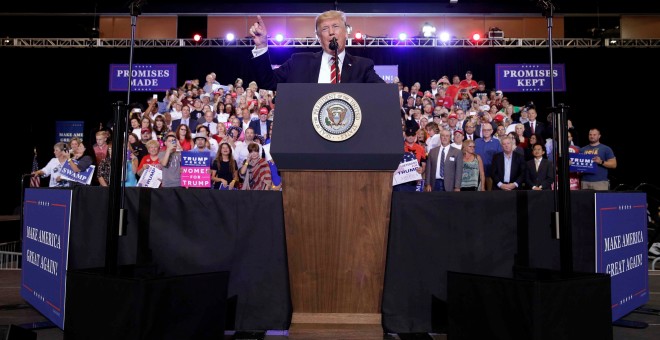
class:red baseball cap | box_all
[259,107,269,115]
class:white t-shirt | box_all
[39,158,69,187]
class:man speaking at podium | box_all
[249,10,385,90]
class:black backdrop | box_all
[4,46,659,213]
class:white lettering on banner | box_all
[604,231,644,252]
[517,79,546,87]
[392,159,422,186]
[116,69,170,78]
[25,226,61,249]
[605,253,644,277]
[502,69,558,78]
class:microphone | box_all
[329,37,338,51]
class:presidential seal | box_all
[311,92,362,142]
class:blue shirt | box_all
[475,137,503,177]
[580,143,615,182]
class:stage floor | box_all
[1,268,660,339]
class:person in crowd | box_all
[67,137,97,186]
[459,70,478,94]
[125,142,138,187]
[31,142,70,187]
[174,124,192,151]
[212,122,229,144]
[136,140,162,177]
[424,122,441,153]
[239,143,272,190]
[249,107,272,138]
[190,131,214,157]
[523,108,544,139]
[580,128,617,190]
[451,129,464,150]
[506,131,525,157]
[416,128,428,150]
[130,117,142,137]
[97,146,112,187]
[460,140,485,191]
[195,125,218,155]
[474,122,502,191]
[171,105,199,132]
[152,115,170,143]
[425,130,463,192]
[524,133,541,161]
[249,10,384,89]
[394,125,426,192]
[128,132,147,164]
[525,143,554,190]
[92,130,110,164]
[491,135,526,191]
[211,142,239,190]
[463,121,479,141]
[513,123,529,150]
[159,132,183,188]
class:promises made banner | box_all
[495,64,566,93]
[109,64,177,92]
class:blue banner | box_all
[495,64,566,92]
[595,193,648,321]
[59,161,95,185]
[109,64,177,92]
[21,188,72,330]
[569,153,596,173]
[55,121,84,144]
[374,65,399,83]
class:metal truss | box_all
[2,37,659,48]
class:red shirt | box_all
[404,143,427,164]
[138,156,161,172]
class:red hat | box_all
[230,92,238,98]
[141,128,151,134]
[454,129,464,135]
[448,113,458,119]
[259,107,269,115]
[493,115,504,123]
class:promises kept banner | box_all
[495,64,566,92]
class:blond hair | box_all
[315,10,347,35]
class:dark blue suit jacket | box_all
[491,151,526,190]
[248,119,272,138]
[253,50,385,90]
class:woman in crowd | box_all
[136,140,162,177]
[240,143,272,190]
[31,142,70,187]
[152,115,170,144]
[211,142,239,190]
[175,124,193,151]
[130,117,142,137]
[460,140,485,191]
[68,137,97,186]
[140,116,157,140]
[213,123,228,144]
[513,123,529,150]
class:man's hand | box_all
[250,16,268,49]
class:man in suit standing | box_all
[249,10,384,90]
[523,108,544,139]
[491,135,526,190]
[425,130,463,192]
[525,143,554,190]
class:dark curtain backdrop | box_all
[3,46,658,213]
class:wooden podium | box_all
[273,83,401,324]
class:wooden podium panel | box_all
[281,171,392,317]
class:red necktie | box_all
[330,57,340,84]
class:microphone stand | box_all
[330,37,339,83]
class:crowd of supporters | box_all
[32,70,616,193]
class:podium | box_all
[272,83,401,323]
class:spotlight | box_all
[226,33,235,41]
[398,33,407,41]
[354,32,363,40]
[439,32,451,42]
[193,33,203,42]
[422,23,436,38]
[471,33,481,41]
[275,34,284,42]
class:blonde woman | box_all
[460,140,485,191]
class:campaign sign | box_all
[55,121,84,144]
[59,161,95,185]
[109,64,177,92]
[374,65,399,84]
[137,166,163,188]
[21,188,72,329]
[569,153,596,173]
[595,193,648,321]
[495,64,566,92]
[180,151,211,188]
[392,152,422,186]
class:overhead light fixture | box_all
[450,0,458,3]
[422,23,436,38]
